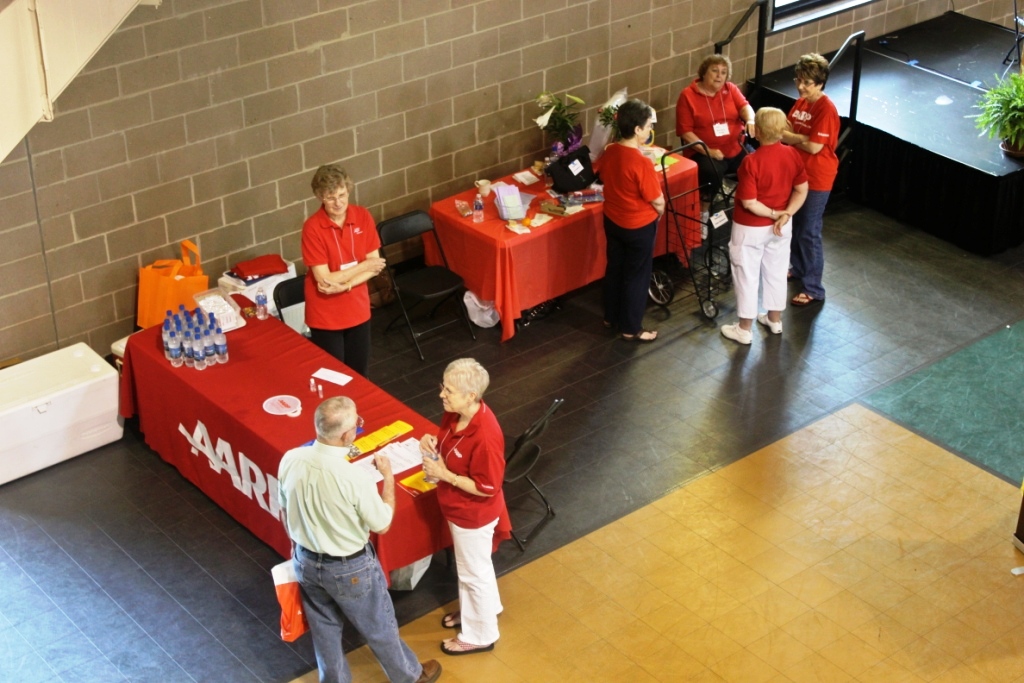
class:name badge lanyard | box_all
[331,220,358,270]
[707,90,730,138]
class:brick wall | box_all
[0,0,1009,362]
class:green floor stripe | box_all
[864,324,1024,486]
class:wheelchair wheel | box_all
[649,269,674,305]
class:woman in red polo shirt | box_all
[676,54,756,207]
[420,358,511,656]
[301,164,386,377]
[593,99,666,343]
[720,107,808,346]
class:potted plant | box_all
[974,70,1024,158]
[533,91,585,156]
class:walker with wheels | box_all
[649,141,734,319]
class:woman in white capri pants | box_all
[721,107,809,345]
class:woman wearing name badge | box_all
[301,164,387,377]
[676,54,756,207]
[420,359,511,656]
[593,99,666,343]
[782,53,840,307]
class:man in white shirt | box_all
[278,396,441,683]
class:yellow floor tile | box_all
[780,609,849,651]
[817,632,886,677]
[747,628,815,671]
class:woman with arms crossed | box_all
[301,164,386,377]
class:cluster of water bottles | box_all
[162,304,229,369]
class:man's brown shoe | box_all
[416,659,442,683]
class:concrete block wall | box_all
[0,0,1010,362]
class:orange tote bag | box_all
[136,240,209,329]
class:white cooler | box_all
[0,343,123,486]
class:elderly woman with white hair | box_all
[421,358,511,656]
[721,107,808,345]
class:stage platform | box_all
[751,12,1024,255]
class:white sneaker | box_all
[720,323,752,345]
[757,314,782,334]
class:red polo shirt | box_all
[434,402,511,544]
[301,204,381,330]
[593,143,662,229]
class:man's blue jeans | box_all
[294,544,420,683]
[790,189,830,300]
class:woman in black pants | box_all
[301,164,386,376]
[593,99,666,342]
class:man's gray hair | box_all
[315,396,357,442]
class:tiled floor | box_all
[4,196,1024,682]
[333,406,1024,683]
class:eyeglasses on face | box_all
[793,78,819,87]
[321,189,348,204]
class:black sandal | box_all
[621,329,658,343]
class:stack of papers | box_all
[351,437,423,483]
[513,170,541,185]
[352,420,414,456]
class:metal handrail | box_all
[828,30,866,125]
[714,0,769,90]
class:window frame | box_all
[771,0,881,32]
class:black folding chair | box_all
[504,398,565,551]
[377,210,476,360]
[273,275,307,336]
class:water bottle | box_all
[183,331,194,368]
[168,331,183,368]
[192,335,207,371]
[213,327,229,364]
[202,330,216,364]
[161,319,172,360]
[423,452,440,484]
[255,287,269,320]
[472,194,484,223]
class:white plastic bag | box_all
[389,555,432,590]
[463,291,500,328]
[589,88,629,162]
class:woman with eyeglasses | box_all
[301,164,387,376]
[782,53,840,307]
[675,54,756,207]
[593,98,666,343]
[420,358,511,656]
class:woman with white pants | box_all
[421,359,511,655]
[721,107,809,345]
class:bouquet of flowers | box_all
[588,88,629,161]
[533,91,585,155]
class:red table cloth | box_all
[428,155,699,341]
[119,313,450,576]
